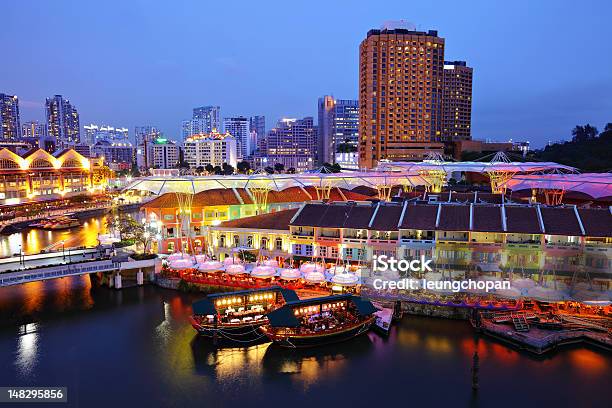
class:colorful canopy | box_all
[250,265,277,278]
[501,173,612,199]
[331,272,360,286]
[279,268,301,280]
[225,264,247,275]
[122,171,431,195]
[299,262,325,274]
[303,271,326,283]
[197,260,223,272]
[377,160,576,174]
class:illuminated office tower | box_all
[192,106,221,132]
[318,96,358,165]
[260,117,317,172]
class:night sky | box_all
[2,0,611,147]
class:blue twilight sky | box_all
[1,0,611,148]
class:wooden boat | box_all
[31,215,81,230]
[189,286,299,343]
[260,294,377,348]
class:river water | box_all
[0,276,609,408]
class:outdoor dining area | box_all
[161,252,364,294]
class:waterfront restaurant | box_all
[0,147,109,205]
[142,186,370,253]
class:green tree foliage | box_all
[237,161,251,174]
[274,163,285,173]
[531,123,612,172]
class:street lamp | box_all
[62,240,66,261]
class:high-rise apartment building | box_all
[249,115,265,154]
[223,116,251,159]
[83,124,129,144]
[318,96,359,165]
[192,106,220,132]
[45,95,80,148]
[21,121,47,139]
[183,130,237,169]
[442,61,473,147]
[0,93,21,141]
[258,117,317,172]
[359,22,445,168]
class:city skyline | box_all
[1,1,611,148]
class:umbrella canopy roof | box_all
[197,260,223,272]
[331,272,360,286]
[225,264,247,275]
[327,265,349,275]
[279,268,301,280]
[303,271,326,283]
[501,173,612,199]
[262,259,279,267]
[122,171,431,195]
[168,258,196,270]
[299,262,325,274]
[377,160,576,174]
[250,265,277,278]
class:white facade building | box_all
[183,131,237,169]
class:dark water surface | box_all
[0,276,609,408]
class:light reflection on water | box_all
[0,213,111,257]
[0,276,610,407]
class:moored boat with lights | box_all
[260,294,377,348]
[189,286,300,343]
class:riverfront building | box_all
[202,200,612,280]
[0,147,109,205]
[142,187,369,253]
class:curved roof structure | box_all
[123,171,431,195]
[502,173,612,199]
[376,160,576,174]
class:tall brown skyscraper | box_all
[359,23,446,169]
[442,60,473,149]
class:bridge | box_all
[0,257,160,288]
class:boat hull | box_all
[189,316,266,343]
[264,316,375,348]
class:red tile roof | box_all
[218,208,298,230]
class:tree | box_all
[222,163,234,175]
[130,162,141,177]
[213,165,222,175]
[237,160,251,174]
[287,167,296,174]
[571,124,598,142]
[604,123,612,132]
[196,166,204,175]
[205,164,214,174]
[264,166,274,174]
[274,163,285,173]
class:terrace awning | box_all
[500,173,612,199]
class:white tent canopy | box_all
[501,173,612,199]
[376,160,576,174]
[122,171,431,196]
